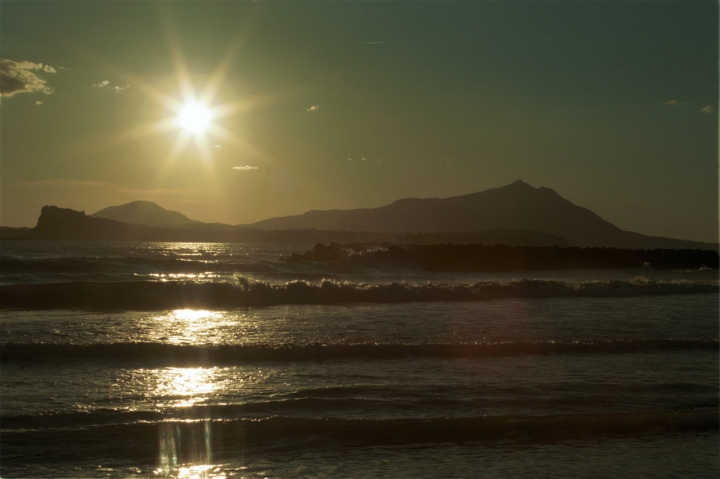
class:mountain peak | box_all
[246,181,617,247]
[508,179,531,187]
[92,201,200,226]
[499,180,544,191]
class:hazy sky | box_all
[1,1,717,242]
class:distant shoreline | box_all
[2,205,717,251]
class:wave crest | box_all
[1,277,717,310]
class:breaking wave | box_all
[1,277,717,310]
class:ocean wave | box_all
[285,243,719,271]
[4,391,717,432]
[1,277,717,310]
[0,256,274,275]
[2,410,717,453]
[2,339,716,363]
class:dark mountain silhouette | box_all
[249,180,716,250]
[26,206,150,241]
[19,206,568,246]
[6,206,718,272]
[7,181,716,250]
[92,201,200,226]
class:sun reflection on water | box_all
[154,367,220,407]
[173,309,217,322]
[152,309,237,345]
[157,421,226,478]
[150,309,241,477]
[154,368,226,477]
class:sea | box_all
[1,241,718,478]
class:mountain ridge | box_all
[19,206,570,246]
[16,181,716,250]
[247,180,714,250]
[92,200,200,226]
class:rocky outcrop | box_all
[26,206,149,240]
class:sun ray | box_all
[68,11,276,193]
[198,32,247,106]
[195,132,213,163]
[207,123,260,156]
[160,13,196,104]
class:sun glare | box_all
[173,309,216,321]
[95,32,264,168]
[177,101,212,134]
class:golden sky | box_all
[1,1,717,242]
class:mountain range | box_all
[247,180,714,250]
[3,181,716,250]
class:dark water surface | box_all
[1,241,718,478]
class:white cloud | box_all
[213,144,223,149]
[701,105,714,114]
[232,165,258,171]
[94,80,128,93]
[43,65,57,73]
[0,59,56,97]
[35,101,43,105]
[306,104,320,111]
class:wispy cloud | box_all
[94,79,128,93]
[0,59,57,97]
[232,165,258,171]
[700,105,714,114]
[662,100,685,107]
[35,101,43,105]
[306,104,320,112]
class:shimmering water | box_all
[1,241,718,478]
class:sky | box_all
[1,1,717,243]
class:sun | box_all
[176,101,213,135]
[96,34,265,165]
